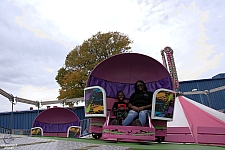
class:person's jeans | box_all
[116,111,128,125]
[122,110,150,126]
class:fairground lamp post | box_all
[192,89,204,105]
[204,90,212,108]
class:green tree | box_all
[55,31,133,103]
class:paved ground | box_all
[0,134,131,150]
[42,136,225,150]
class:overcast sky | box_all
[0,0,224,112]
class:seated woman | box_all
[122,80,153,126]
[111,91,128,125]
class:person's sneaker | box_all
[111,119,118,125]
[134,119,142,126]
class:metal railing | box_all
[11,129,31,136]
[0,127,11,134]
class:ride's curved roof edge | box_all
[89,53,171,84]
[33,107,79,124]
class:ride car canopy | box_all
[87,53,173,99]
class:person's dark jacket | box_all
[129,91,153,108]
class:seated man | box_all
[111,91,128,125]
[122,80,153,126]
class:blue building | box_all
[179,73,225,110]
